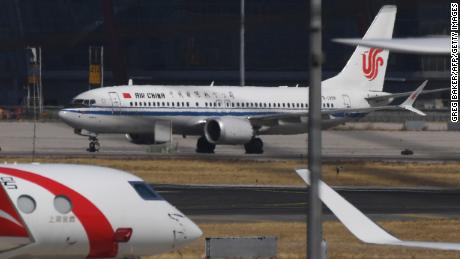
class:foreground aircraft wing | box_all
[333,37,449,55]
[295,169,460,251]
[250,81,427,124]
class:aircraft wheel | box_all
[196,136,215,153]
[244,137,264,154]
[87,141,100,153]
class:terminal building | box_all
[0,0,450,106]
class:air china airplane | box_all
[59,5,427,154]
[0,164,202,258]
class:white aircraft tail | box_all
[326,5,397,92]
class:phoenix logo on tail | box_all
[362,48,384,81]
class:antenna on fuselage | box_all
[210,81,214,87]
[128,79,133,86]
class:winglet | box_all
[294,168,460,251]
[399,80,427,116]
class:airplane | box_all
[59,5,431,154]
[295,169,460,251]
[0,163,202,258]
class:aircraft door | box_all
[108,92,121,114]
[342,94,351,108]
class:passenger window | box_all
[130,102,133,106]
[129,182,162,200]
[162,102,165,106]
[187,102,190,107]
[196,102,199,107]
[54,196,72,214]
[287,103,290,108]
[17,195,36,214]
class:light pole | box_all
[307,0,323,258]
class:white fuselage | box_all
[59,84,382,136]
[0,164,201,258]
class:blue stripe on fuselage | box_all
[62,108,367,118]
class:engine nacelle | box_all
[125,133,167,145]
[204,117,254,144]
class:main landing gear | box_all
[196,136,215,153]
[244,137,264,154]
[87,136,100,153]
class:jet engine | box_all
[125,133,167,145]
[204,117,254,144]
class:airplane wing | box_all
[250,81,427,125]
[333,37,449,55]
[295,169,460,251]
[366,86,448,104]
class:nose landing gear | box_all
[87,136,100,153]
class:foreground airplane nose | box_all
[186,220,202,241]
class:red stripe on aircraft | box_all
[0,167,117,258]
[122,93,131,99]
[0,218,28,237]
[0,186,29,237]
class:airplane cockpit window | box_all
[68,99,96,108]
[129,181,163,200]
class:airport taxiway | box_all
[0,122,458,161]
[155,184,460,217]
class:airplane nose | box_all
[59,110,75,126]
[58,110,69,121]
[186,220,202,241]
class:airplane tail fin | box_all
[326,5,397,92]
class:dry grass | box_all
[2,157,460,187]
[144,219,460,259]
